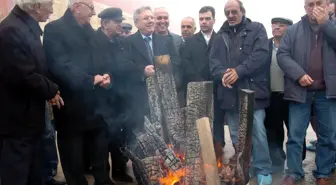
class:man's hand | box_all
[222,68,238,88]
[49,91,64,109]
[99,74,111,89]
[144,65,155,77]
[313,7,329,25]
[222,69,232,88]
[299,74,314,87]
[94,75,104,85]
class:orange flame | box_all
[159,168,185,185]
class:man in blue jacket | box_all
[277,0,336,184]
[209,0,272,184]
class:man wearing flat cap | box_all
[120,22,132,37]
[92,7,134,183]
[264,17,294,174]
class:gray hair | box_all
[182,16,196,28]
[133,6,151,24]
[16,0,52,11]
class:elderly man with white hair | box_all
[43,0,115,185]
[0,0,64,185]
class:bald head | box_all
[154,7,170,35]
[224,0,245,26]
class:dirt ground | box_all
[54,125,336,185]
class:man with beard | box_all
[0,0,63,185]
[43,0,114,184]
[277,0,336,184]
[180,16,196,41]
[209,0,272,184]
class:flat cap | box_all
[121,23,132,30]
[98,7,124,21]
[271,17,293,25]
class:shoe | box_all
[112,172,134,182]
[281,176,295,185]
[45,178,67,185]
[257,174,272,185]
[316,178,329,185]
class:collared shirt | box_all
[141,33,153,51]
[201,30,213,45]
[272,40,278,52]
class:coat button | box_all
[250,79,253,81]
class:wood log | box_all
[196,117,220,185]
[147,55,185,145]
[236,89,255,185]
[184,81,213,185]
[220,89,255,185]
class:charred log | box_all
[219,89,255,185]
[184,81,213,185]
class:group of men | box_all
[0,0,336,185]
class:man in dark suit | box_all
[0,1,63,185]
[43,0,114,184]
[180,6,222,159]
[123,6,181,131]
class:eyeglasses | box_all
[225,10,239,16]
[78,2,95,12]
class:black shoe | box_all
[112,172,134,182]
[45,178,67,185]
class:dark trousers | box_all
[57,127,111,185]
[108,128,129,175]
[0,135,43,185]
[264,92,306,171]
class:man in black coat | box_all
[0,1,63,185]
[94,7,133,182]
[122,6,181,132]
[43,0,114,184]
[209,0,272,184]
[180,6,222,159]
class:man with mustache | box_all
[180,16,196,41]
[209,0,272,184]
[277,0,336,184]
[43,0,114,184]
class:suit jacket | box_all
[181,31,216,83]
[0,5,58,136]
[122,31,181,117]
[43,9,106,132]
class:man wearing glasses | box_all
[43,0,114,184]
[120,22,132,37]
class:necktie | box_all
[144,36,154,63]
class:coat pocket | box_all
[249,78,270,99]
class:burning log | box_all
[184,81,214,185]
[219,89,255,185]
[146,55,185,145]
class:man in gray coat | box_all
[277,0,336,184]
